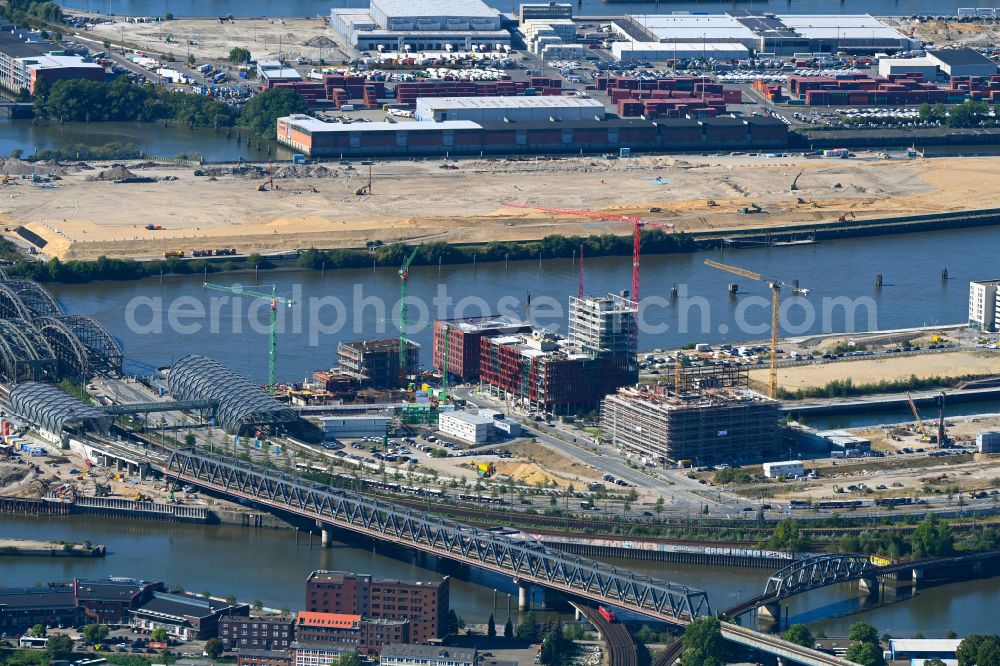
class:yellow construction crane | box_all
[906,392,931,442]
[703,259,787,398]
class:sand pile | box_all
[87,165,138,181]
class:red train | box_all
[598,606,617,623]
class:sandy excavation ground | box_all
[83,16,348,64]
[4,153,1000,261]
[750,350,1000,390]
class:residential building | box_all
[0,586,79,633]
[380,645,479,666]
[305,571,449,644]
[130,592,249,640]
[762,460,805,479]
[433,315,532,382]
[479,330,637,415]
[437,410,494,444]
[219,614,295,650]
[0,30,103,95]
[295,612,409,654]
[337,338,420,389]
[238,650,293,666]
[927,48,999,77]
[600,385,781,465]
[73,578,163,625]
[331,0,511,52]
[292,642,358,666]
[968,280,1000,331]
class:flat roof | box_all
[442,410,495,425]
[890,639,961,653]
[443,314,531,333]
[612,41,750,53]
[263,67,302,80]
[628,14,757,41]
[381,645,478,662]
[775,14,904,40]
[928,47,996,67]
[23,54,103,70]
[297,611,360,628]
[281,114,481,133]
[417,95,605,110]
[373,0,499,20]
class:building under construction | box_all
[600,385,781,465]
[567,292,637,357]
[337,338,420,389]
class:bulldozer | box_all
[838,211,857,222]
[706,199,719,207]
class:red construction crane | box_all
[502,202,674,301]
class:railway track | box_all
[576,604,638,666]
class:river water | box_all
[55,0,1000,19]
[2,515,998,637]
[45,225,989,387]
[0,119,293,163]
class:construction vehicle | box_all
[475,462,496,478]
[838,211,857,222]
[163,250,184,258]
[906,392,932,442]
[500,202,673,301]
[145,223,163,230]
[355,163,373,195]
[790,170,803,191]
[741,203,763,214]
[937,391,950,447]
[204,283,296,395]
[706,199,718,207]
[704,259,807,398]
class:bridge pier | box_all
[757,602,781,624]
[517,582,531,611]
[859,576,880,600]
[321,528,332,548]
[540,588,567,611]
[912,567,924,585]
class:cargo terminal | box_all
[275,113,788,158]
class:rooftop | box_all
[928,47,997,67]
[416,96,605,110]
[441,314,531,334]
[889,638,962,654]
[297,611,360,628]
[134,591,239,621]
[339,338,420,353]
[281,114,482,133]
[74,578,157,601]
[0,586,76,609]
[380,644,479,662]
[442,410,496,425]
[372,0,499,20]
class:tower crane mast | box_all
[398,245,421,385]
[203,282,296,395]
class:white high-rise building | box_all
[969,280,1000,331]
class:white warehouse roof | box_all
[611,41,750,60]
[374,0,499,19]
[628,14,757,42]
[776,14,904,40]
[417,96,604,110]
[441,410,495,425]
[280,114,482,133]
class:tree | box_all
[488,614,497,638]
[229,47,251,64]
[516,611,542,643]
[187,54,196,66]
[926,659,947,666]
[540,622,574,666]
[30,624,46,637]
[338,654,362,666]
[205,637,224,659]
[849,622,880,645]
[844,642,885,666]
[783,624,814,648]
[445,609,462,636]
[225,594,238,605]
[680,617,727,666]
[164,11,174,19]
[252,599,264,611]
[151,627,169,642]
[769,519,802,552]
[83,624,110,644]
[911,516,954,558]
[47,634,74,661]
[504,618,514,639]
[958,635,1000,666]
[102,38,111,51]
[654,496,665,518]
[239,88,308,139]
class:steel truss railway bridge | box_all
[162,448,861,665]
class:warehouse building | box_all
[319,415,390,439]
[600,385,781,465]
[611,41,750,62]
[519,3,573,24]
[331,0,510,53]
[926,48,999,78]
[276,114,788,158]
[415,95,605,123]
[877,56,941,80]
[613,12,914,56]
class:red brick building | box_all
[295,612,408,655]
[432,315,532,382]
[304,571,448,644]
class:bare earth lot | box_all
[3,154,1000,261]
[750,350,1000,390]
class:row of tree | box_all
[33,79,308,140]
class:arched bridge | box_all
[764,554,875,598]
[164,448,711,625]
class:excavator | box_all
[838,211,857,222]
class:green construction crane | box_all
[398,245,420,385]
[204,282,296,395]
